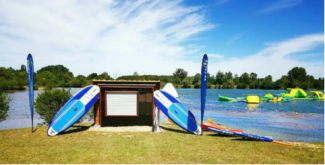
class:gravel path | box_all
[88,125,152,132]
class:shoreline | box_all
[1,122,324,144]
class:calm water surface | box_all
[1,88,324,142]
[175,89,324,142]
[0,88,84,130]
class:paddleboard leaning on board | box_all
[154,90,202,135]
[47,85,100,136]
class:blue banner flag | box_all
[27,54,34,133]
[200,54,208,135]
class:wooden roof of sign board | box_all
[93,80,160,86]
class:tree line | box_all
[0,64,323,91]
[119,67,324,90]
[0,64,113,90]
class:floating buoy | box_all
[295,112,298,115]
[275,109,277,112]
[313,113,315,115]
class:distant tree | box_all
[36,65,74,88]
[207,73,215,85]
[194,82,201,88]
[71,75,90,87]
[0,67,15,90]
[193,73,201,85]
[223,79,235,89]
[313,78,324,90]
[133,72,139,76]
[287,67,307,88]
[233,74,239,85]
[248,73,257,89]
[216,71,225,85]
[306,75,315,89]
[181,77,192,88]
[224,71,233,81]
[261,75,274,89]
[173,76,182,85]
[20,64,26,71]
[237,83,248,89]
[239,72,250,85]
[173,68,188,81]
[37,65,73,75]
[87,73,98,80]
[16,70,27,89]
[250,72,257,81]
[98,72,113,80]
[274,75,289,89]
[0,91,11,122]
[35,88,71,125]
[35,71,55,89]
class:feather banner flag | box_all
[27,54,34,133]
[200,54,208,135]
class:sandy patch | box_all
[292,142,324,148]
[88,125,152,132]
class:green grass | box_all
[0,123,323,164]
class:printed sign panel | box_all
[106,92,138,116]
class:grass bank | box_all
[0,123,323,164]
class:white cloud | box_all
[208,54,224,58]
[208,33,324,79]
[257,0,303,14]
[0,0,214,77]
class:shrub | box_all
[194,82,200,88]
[0,91,11,122]
[35,88,71,125]
[237,83,248,89]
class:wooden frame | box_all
[93,80,160,127]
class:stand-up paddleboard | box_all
[207,127,292,146]
[202,121,243,133]
[154,90,202,135]
[47,85,100,136]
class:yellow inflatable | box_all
[246,95,260,104]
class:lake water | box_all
[0,88,89,130]
[0,88,324,142]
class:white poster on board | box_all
[106,92,138,116]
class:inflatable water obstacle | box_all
[219,88,324,103]
[262,88,324,101]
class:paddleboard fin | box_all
[193,125,202,135]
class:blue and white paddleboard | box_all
[154,90,202,135]
[47,85,100,136]
[207,127,292,146]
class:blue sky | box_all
[0,0,323,80]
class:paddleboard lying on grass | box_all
[47,85,100,136]
[202,121,243,133]
[154,90,202,135]
[207,127,292,146]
